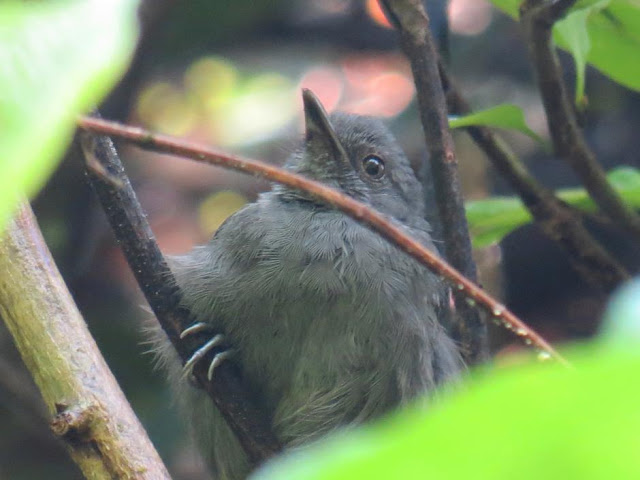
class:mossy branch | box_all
[0,202,170,479]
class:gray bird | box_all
[152,89,463,479]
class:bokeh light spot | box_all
[344,71,414,117]
[339,54,415,117]
[216,73,296,146]
[449,0,493,36]
[366,0,392,29]
[136,81,196,136]
[299,66,344,113]
[198,190,248,236]
[184,56,238,112]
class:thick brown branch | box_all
[79,132,282,466]
[438,65,629,291]
[378,0,487,364]
[520,0,640,243]
[0,202,170,479]
[78,116,569,367]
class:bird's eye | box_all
[362,156,385,179]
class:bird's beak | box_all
[302,89,349,163]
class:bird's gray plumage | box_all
[150,91,463,479]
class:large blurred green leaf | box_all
[0,0,139,230]
[488,0,640,92]
[466,166,640,248]
[448,104,544,144]
[254,345,640,480]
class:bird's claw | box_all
[180,321,212,339]
[180,323,234,382]
[207,349,235,380]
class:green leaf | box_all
[465,197,532,248]
[487,0,519,18]
[488,0,640,92]
[554,3,607,105]
[607,167,640,205]
[574,1,640,92]
[448,104,544,144]
[255,346,640,480]
[465,166,640,248]
[0,0,139,230]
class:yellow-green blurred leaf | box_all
[255,345,640,479]
[0,0,139,230]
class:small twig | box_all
[378,0,487,364]
[79,131,282,467]
[438,64,629,291]
[520,0,640,243]
[51,403,98,438]
[0,202,170,479]
[78,115,570,367]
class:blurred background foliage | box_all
[1,0,639,478]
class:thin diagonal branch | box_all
[378,0,487,365]
[77,115,569,367]
[520,0,640,243]
[79,131,282,467]
[438,65,629,291]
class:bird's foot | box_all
[181,322,235,382]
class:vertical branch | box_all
[0,202,171,480]
[379,0,487,364]
[520,0,640,243]
[80,132,282,467]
